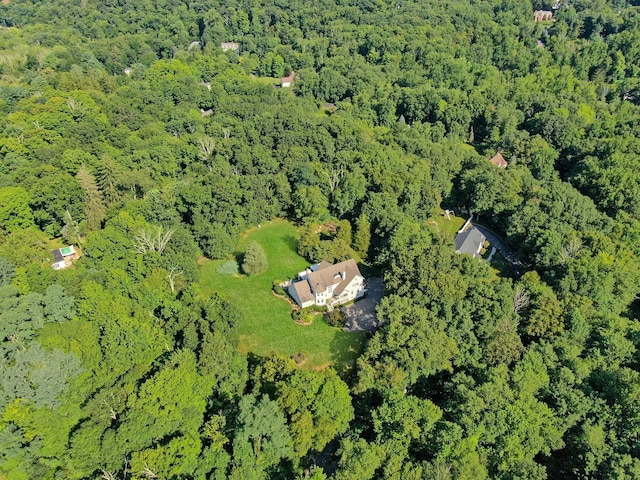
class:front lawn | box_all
[199,220,366,371]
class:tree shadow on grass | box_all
[282,234,300,254]
[235,252,244,266]
[329,325,368,381]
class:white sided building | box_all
[288,259,365,308]
[51,245,79,270]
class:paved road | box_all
[343,278,384,332]
[473,223,525,277]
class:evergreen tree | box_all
[96,156,124,205]
[61,210,81,245]
[76,165,106,231]
[242,242,268,276]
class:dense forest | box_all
[2,0,640,478]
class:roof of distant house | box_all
[281,71,296,84]
[489,151,508,168]
[51,245,76,265]
[534,10,554,21]
[220,42,240,51]
[52,245,76,261]
[454,227,486,257]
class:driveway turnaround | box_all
[343,277,384,332]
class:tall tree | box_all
[231,394,293,479]
[76,165,106,231]
[353,213,371,258]
[242,241,268,276]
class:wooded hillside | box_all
[2,0,640,478]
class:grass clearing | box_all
[200,220,367,371]
[426,210,466,238]
[249,75,280,86]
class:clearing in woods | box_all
[199,219,366,370]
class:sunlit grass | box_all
[200,220,366,370]
[426,209,467,238]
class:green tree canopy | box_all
[242,241,268,276]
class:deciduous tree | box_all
[0,186,34,234]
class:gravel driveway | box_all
[343,277,384,332]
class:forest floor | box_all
[199,219,367,372]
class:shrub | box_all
[291,309,314,324]
[217,259,239,275]
[272,281,287,296]
[291,352,306,364]
[307,304,328,313]
[325,309,347,328]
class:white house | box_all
[288,259,366,308]
[51,245,78,270]
[280,71,295,88]
[220,42,241,52]
[534,10,553,22]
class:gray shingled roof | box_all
[454,227,486,257]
